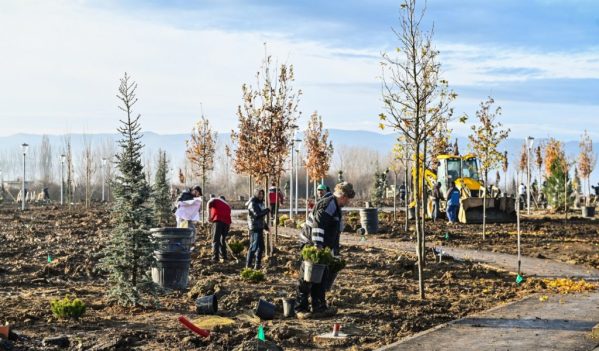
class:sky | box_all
[0,0,598,140]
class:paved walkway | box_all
[378,291,599,351]
[341,234,599,280]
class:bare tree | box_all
[468,97,510,239]
[81,135,96,207]
[38,135,53,186]
[186,116,217,222]
[62,134,74,204]
[379,0,456,299]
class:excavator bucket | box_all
[458,196,517,223]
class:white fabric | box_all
[175,197,202,222]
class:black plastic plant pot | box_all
[195,294,218,315]
[582,206,595,218]
[301,261,326,284]
[255,298,276,320]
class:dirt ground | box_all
[408,211,599,270]
[0,205,551,350]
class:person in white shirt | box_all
[175,185,203,243]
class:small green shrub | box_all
[301,246,334,265]
[50,296,86,319]
[240,268,265,283]
[279,214,289,223]
[228,240,245,255]
[296,221,305,230]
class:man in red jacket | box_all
[268,183,284,226]
[208,195,232,263]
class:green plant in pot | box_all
[301,246,334,284]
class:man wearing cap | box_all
[208,195,232,263]
[316,184,332,199]
[295,182,356,317]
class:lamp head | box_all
[21,143,29,155]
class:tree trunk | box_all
[405,152,409,232]
[393,171,398,222]
[564,170,568,222]
[414,142,424,300]
[483,171,487,240]
[420,139,427,267]
[275,175,281,246]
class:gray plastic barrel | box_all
[151,227,193,253]
[359,208,379,234]
[151,227,192,290]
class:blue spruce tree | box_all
[100,73,157,306]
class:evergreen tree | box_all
[543,159,573,211]
[99,73,157,307]
[153,150,172,226]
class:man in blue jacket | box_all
[446,182,461,224]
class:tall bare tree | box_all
[81,135,96,207]
[38,135,53,186]
[379,0,456,299]
[468,97,510,239]
[186,116,217,222]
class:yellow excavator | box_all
[410,153,516,223]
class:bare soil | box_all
[0,206,545,350]
[413,212,599,270]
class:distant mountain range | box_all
[1,129,597,183]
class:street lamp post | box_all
[295,143,301,216]
[289,140,295,219]
[526,136,535,215]
[60,154,66,205]
[101,158,107,202]
[21,143,29,211]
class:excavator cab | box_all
[436,154,515,223]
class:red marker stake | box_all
[178,316,210,338]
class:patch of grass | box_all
[50,295,86,319]
[240,268,265,283]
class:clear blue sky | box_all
[0,0,598,140]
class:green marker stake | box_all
[516,274,524,284]
[257,325,265,341]
[444,233,449,240]
[47,254,52,263]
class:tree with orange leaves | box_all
[577,130,596,205]
[305,111,334,192]
[186,116,217,222]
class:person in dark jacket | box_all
[432,182,443,222]
[246,189,270,269]
[295,182,356,317]
[208,195,232,263]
